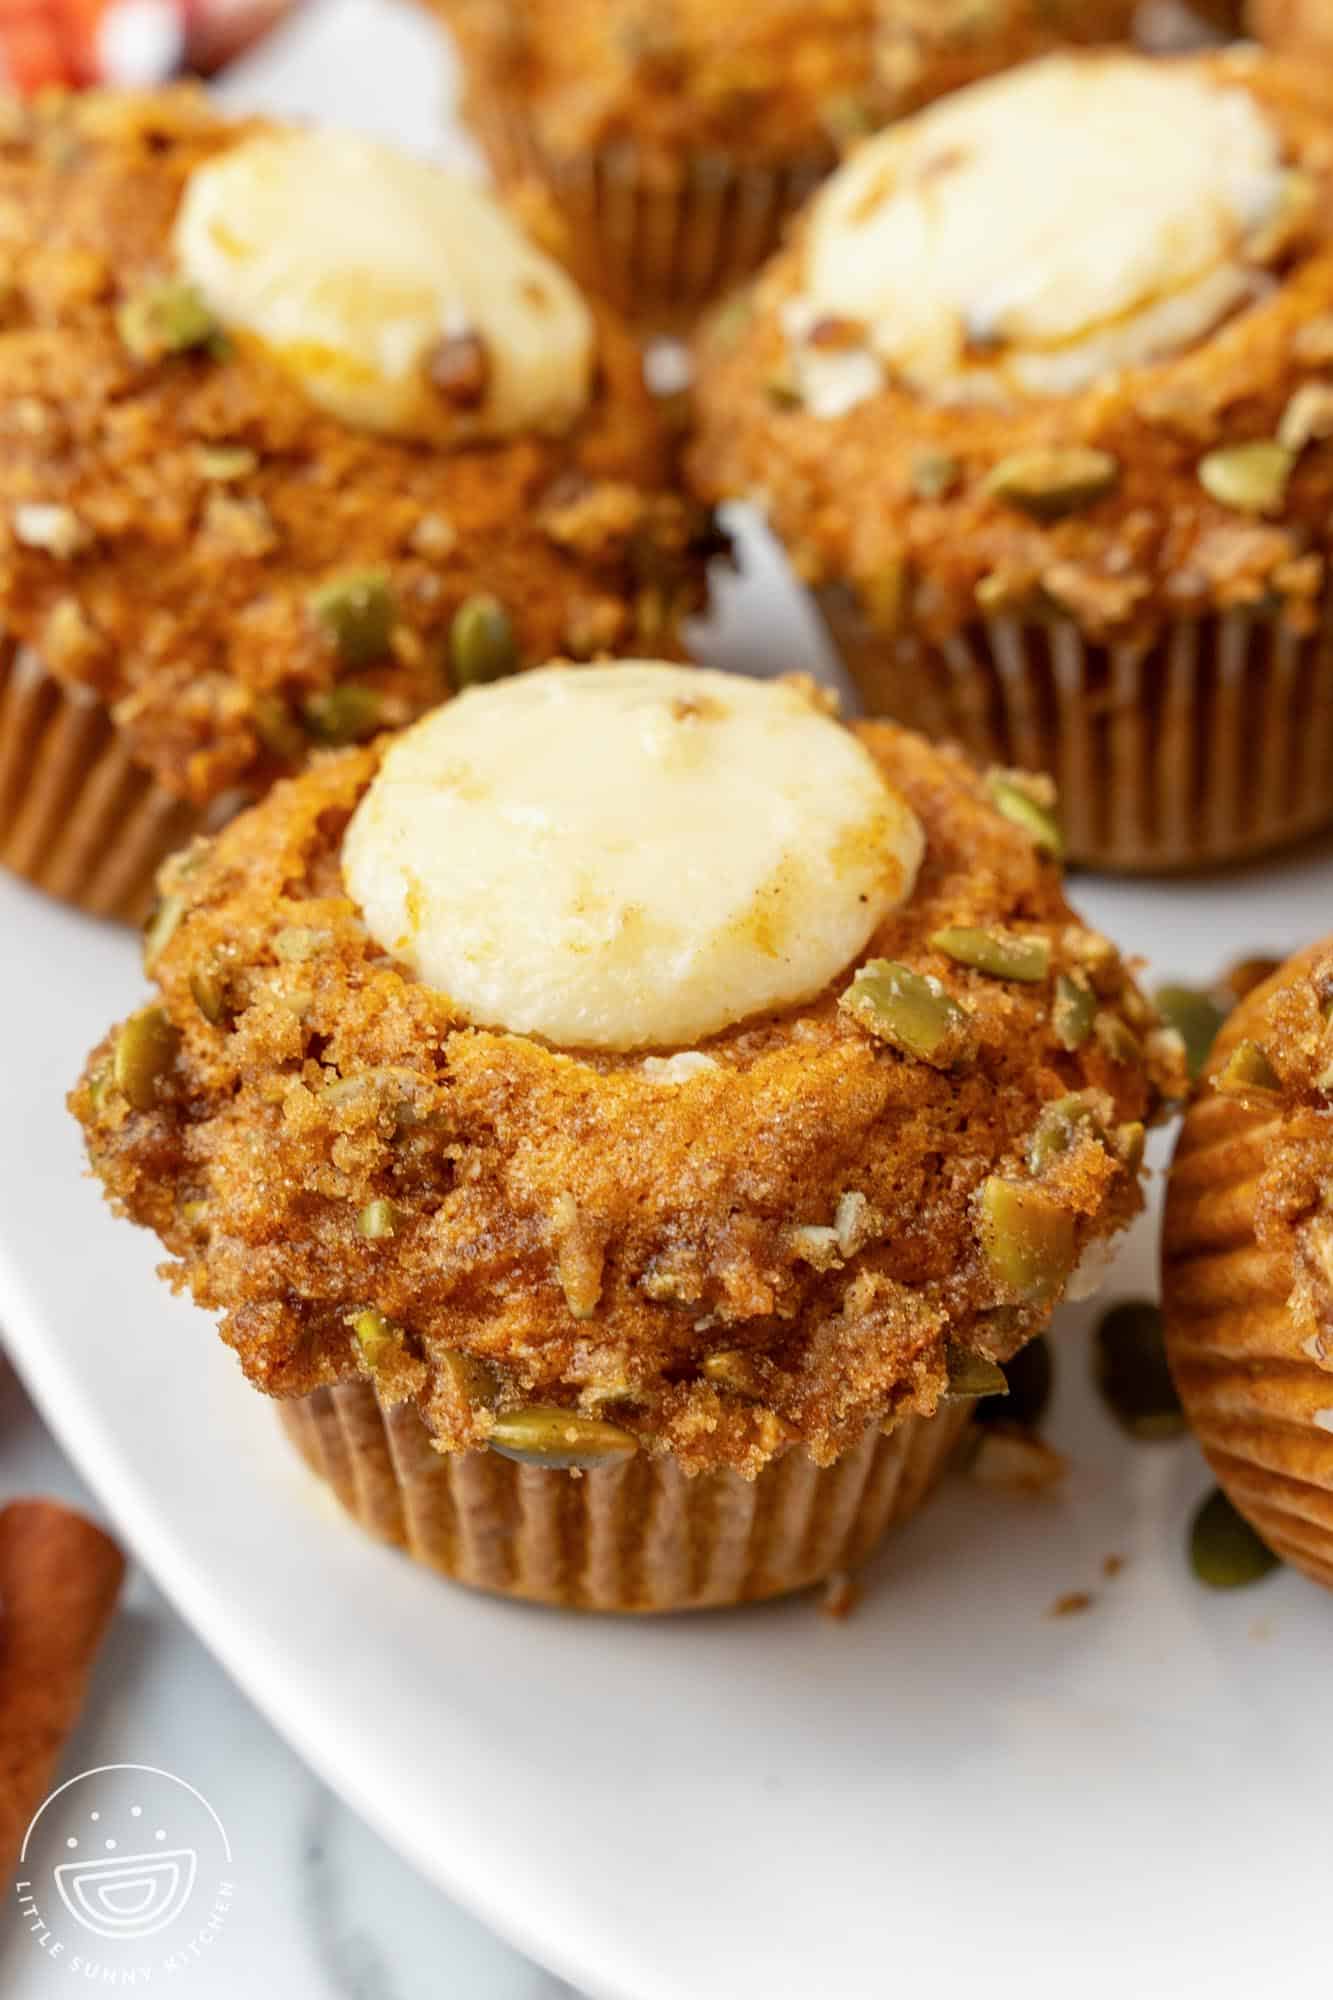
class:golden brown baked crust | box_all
[689,50,1333,646]
[71,713,1177,1477]
[436,0,1137,182]
[0,88,713,807]
[1251,0,1333,54]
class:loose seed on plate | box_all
[985,446,1118,520]
[1093,1299,1185,1440]
[979,1178,1076,1304]
[1189,1487,1280,1589]
[840,960,976,1067]
[488,1406,638,1471]
[1154,984,1227,1081]
[1052,972,1096,1050]
[450,594,518,689]
[308,569,397,669]
[112,1006,179,1111]
[931,926,1050,983]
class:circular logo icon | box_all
[14,1765,234,1979]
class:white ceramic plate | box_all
[4,8,1333,1995]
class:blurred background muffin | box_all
[0,87,713,921]
[71,663,1176,1613]
[1163,941,1333,1590]
[690,47,1333,873]
[431,0,1141,327]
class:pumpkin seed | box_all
[1052,972,1096,1050]
[142,892,185,977]
[189,963,230,1026]
[1027,1092,1106,1175]
[1277,382,1333,454]
[1198,441,1292,516]
[439,1348,498,1407]
[357,1198,401,1240]
[978,1333,1052,1429]
[116,278,218,360]
[308,569,397,669]
[910,449,960,501]
[931,925,1050,983]
[943,1342,1007,1402]
[702,1349,766,1398]
[1153,984,1227,1081]
[1093,1299,1185,1440]
[301,685,385,746]
[112,1005,179,1111]
[979,1178,1076,1304]
[197,444,257,482]
[1094,1012,1141,1066]
[488,1405,638,1471]
[1213,1038,1281,1101]
[840,959,976,1067]
[252,693,304,761]
[349,1308,399,1367]
[985,446,1118,520]
[450,593,518,689]
[1189,1487,1280,1589]
[985,771,1064,858]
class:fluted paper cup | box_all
[0,639,209,923]
[280,1380,973,1614]
[817,589,1333,874]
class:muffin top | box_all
[0,89,711,807]
[72,664,1179,1476]
[440,0,1138,179]
[689,48,1333,644]
[1252,0,1333,56]
[1168,941,1333,1374]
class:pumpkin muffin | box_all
[71,663,1178,1613]
[433,0,1138,326]
[0,88,713,923]
[690,48,1333,872]
[1163,942,1333,1590]
[1252,0,1333,54]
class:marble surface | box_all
[0,1361,575,1998]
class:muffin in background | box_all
[0,88,712,923]
[1251,0,1333,54]
[690,48,1333,873]
[1163,943,1333,1591]
[433,0,1138,326]
[71,663,1177,1614]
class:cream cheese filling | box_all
[174,130,595,442]
[787,55,1297,409]
[342,663,924,1052]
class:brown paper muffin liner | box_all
[279,1380,973,1613]
[472,99,830,328]
[0,638,210,924]
[817,589,1333,874]
[1163,1088,1333,1590]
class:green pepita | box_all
[1189,1486,1280,1589]
[1027,1093,1106,1175]
[1052,972,1096,1051]
[1153,984,1227,1081]
[349,1308,399,1367]
[1093,1299,1185,1440]
[142,893,185,977]
[943,1342,1007,1402]
[308,569,397,670]
[1198,441,1293,516]
[301,684,385,746]
[931,925,1050,983]
[112,1006,179,1111]
[841,960,975,1067]
[985,446,1118,520]
[450,594,518,689]
[488,1405,638,1471]
[116,278,218,361]
[984,771,1064,859]
[357,1198,402,1240]
[979,1177,1076,1305]
[1213,1038,1281,1101]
